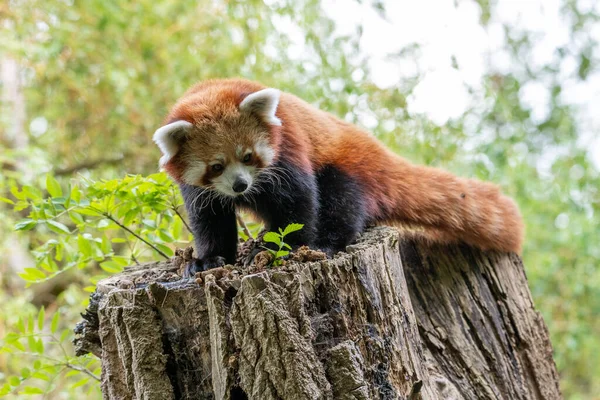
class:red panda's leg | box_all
[248,160,318,250]
[383,164,524,253]
[315,165,367,256]
[180,184,237,276]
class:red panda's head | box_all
[153,80,282,197]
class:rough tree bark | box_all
[74,227,561,399]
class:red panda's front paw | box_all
[183,256,226,278]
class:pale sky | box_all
[321,0,600,168]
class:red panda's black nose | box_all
[232,179,248,193]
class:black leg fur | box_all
[180,161,363,272]
[237,158,318,249]
[180,184,237,276]
[315,165,367,256]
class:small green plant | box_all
[262,223,304,266]
[3,173,193,285]
[0,306,101,397]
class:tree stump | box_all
[74,227,561,399]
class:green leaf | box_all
[38,338,45,353]
[9,376,20,386]
[54,242,63,262]
[123,209,138,225]
[37,306,45,330]
[19,268,46,281]
[276,250,289,258]
[282,223,304,237]
[100,261,124,274]
[51,312,60,334]
[78,234,93,257]
[65,370,80,378]
[71,377,90,389]
[0,383,10,396]
[27,336,37,352]
[0,197,15,205]
[15,219,37,231]
[74,208,101,216]
[69,210,84,225]
[14,201,29,211]
[22,386,44,395]
[158,229,175,242]
[27,314,34,332]
[46,220,70,234]
[4,332,20,344]
[21,368,31,379]
[70,185,81,203]
[50,197,66,206]
[22,186,42,200]
[12,340,25,351]
[31,372,49,381]
[60,329,70,343]
[155,243,174,257]
[263,232,281,245]
[99,236,111,254]
[11,186,25,200]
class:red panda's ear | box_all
[152,120,193,168]
[239,88,281,126]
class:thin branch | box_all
[173,206,192,234]
[54,155,126,176]
[130,252,140,265]
[12,351,99,381]
[65,363,101,381]
[102,213,169,259]
[236,212,253,240]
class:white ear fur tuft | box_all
[239,88,282,126]
[153,120,193,167]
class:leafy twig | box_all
[102,213,169,259]
[65,363,100,381]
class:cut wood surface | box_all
[74,227,561,399]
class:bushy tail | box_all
[385,162,524,253]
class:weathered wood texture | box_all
[74,227,561,399]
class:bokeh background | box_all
[1,0,599,398]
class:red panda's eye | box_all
[243,153,252,163]
[212,164,223,172]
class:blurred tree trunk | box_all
[74,227,561,399]
[0,58,35,291]
[1,58,27,148]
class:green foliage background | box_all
[0,0,598,398]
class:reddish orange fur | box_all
[163,78,524,254]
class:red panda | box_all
[153,78,524,275]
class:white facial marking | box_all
[255,139,275,165]
[239,88,282,126]
[152,120,193,167]
[212,162,255,197]
[236,145,244,158]
[182,160,207,185]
